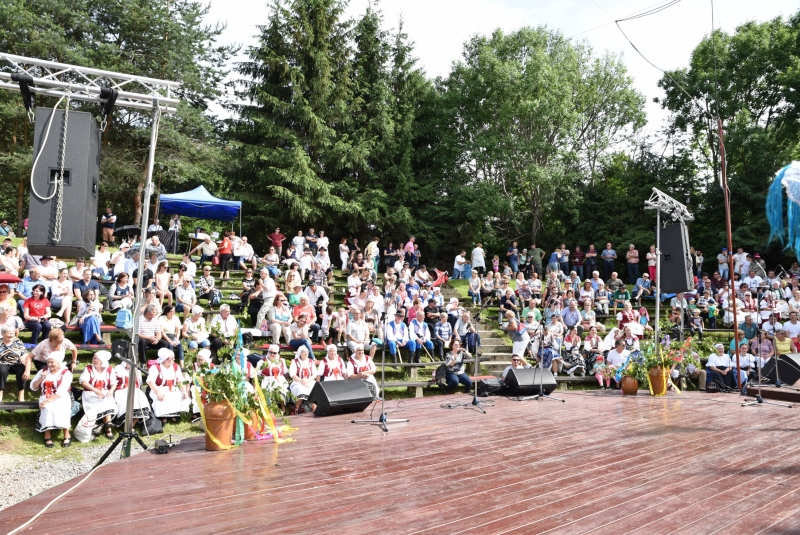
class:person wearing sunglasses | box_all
[501,354,531,381]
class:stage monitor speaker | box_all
[762,354,800,386]
[659,222,694,293]
[503,368,556,395]
[28,107,101,258]
[307,380,373,416]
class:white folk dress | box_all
[318,356,348,381]
[147,363,190,418]
[113,363,151,421]
[34,367,73,432]
[258,358,289,398]
[289,358,317,398]
[80,365,118,423]
[346,355,378,398]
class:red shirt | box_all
[268,232,286,247]
[25,297,51,319]
[219,237,232,255]
[292,304,316,322]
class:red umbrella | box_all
[0,273,21,283]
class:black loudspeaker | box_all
[762,354,800,386]
[307,380,373,416]
[28,107,101,258]
[659,222,694,293]
[503,367,557,395]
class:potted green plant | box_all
[196,359,250,450]
[620,359,646,395]
[639,336,700,396]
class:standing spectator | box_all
[167,215,181,254]
[471,243,486,276]
[100,207,116,244]
[717,248,730,280]
[559,244,570,276]
[601,243,617,280]
[305,228,319,254]
[218,231,233,280]
[453,250,467,280]
[646,245,657,281]
[338,238,350,271]
[268,227,286,258]
[291,230,306,250]
[507,241,519,273]
[584,244,598,279]
[383,242,397,273]
[529,243,545,277]
[571,246,586,279]
[365,236,380,273]
[694,249,704,278]
[733,247,749,279]
[546,247,562,275]
[625,244,639,283]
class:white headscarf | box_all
[326,344,337,355]
[95,350,111,366]
[197,348,212,364]
[294,346,309,360]
[47,351,65,366]
[157,348,175,364]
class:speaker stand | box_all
[742,344,792,409]
[519,348,565,403]
[352,313,408,432]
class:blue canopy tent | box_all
[158,186,242,251]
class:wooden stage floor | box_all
[4,389,800,534]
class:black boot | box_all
[414,349,421,363]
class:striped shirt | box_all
[139,316,161,338]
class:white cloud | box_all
[207,0,798,129]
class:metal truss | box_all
[644,187,694,221]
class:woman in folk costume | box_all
[190,348,214,415]
[288,345,317,400]
[346,344,378,399]
[317,345,348,381]
[113,357,151,428]
[147,348,190,423]
[258,344,289,400]
[80,350,117,439]
[31,351,73,447]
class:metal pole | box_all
[655,209,661,342]
[124,105,162,457]
[719,118,741,390]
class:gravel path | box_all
[0,441,147,512]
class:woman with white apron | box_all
[147,348,190,423]
[79,350,118,439]
[113,359,151,427]
[31,351,73,447]
[288,346,317,400]
[258,344,290,402]
[346,344,378,399]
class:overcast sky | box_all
[207,0,797,133]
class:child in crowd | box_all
[320,305,333,343]
[594,282,610,315]
[593,354,611,389]
[331,307,349,347]
[492,255,500,273]
[689,309,704,341]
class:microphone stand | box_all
[519,323,565,403]
[743,325,791,408]
[352,311,409,432]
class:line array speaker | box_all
[28,107,100,258]
[307,380,373,416]
[503,368,557,395]
[659,222,694,293]
[762,353,800,386]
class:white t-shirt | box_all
[606,348,629,368]
[454,254,466,270]
[93,250,111,270]
[785,321,800,339]
[471,247,485,269]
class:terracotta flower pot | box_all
[621,375,639,396]
[244,411,261,441]
[204,400,235,451]
[649,366,668,396]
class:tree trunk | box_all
[133,174,145,227]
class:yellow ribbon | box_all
[192,380,233,450]
[253,377,296,443]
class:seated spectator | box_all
[208,304,239,358]
[288,313,316,358]
[14,267,45,315]
[258,345,290,403]
[159,305,184,364]
[612,285,631,315]
[617,301,642,337]
[594,282,611,315]
[234,236,256,270]
[189,235,218,267]
[137,304,171,362]
[751,330,775,378]
[499,289,518,324]
[433,312,454,360]
[774,329,794,355]
[79,350,117,439]
[113,358,151,428]
[261,247,281,277]
[409,314,433,363]
[688,309,704,341]
[108,272,134,311]
[174,276,196,320]
[73,268,100,303]
[605,339,629,388]
[0,324,27,402]
[31,350,73,448]
[632,273,652,306]
[0,303,22,337]
[182,306,210,350]
[347,345,378,399]
[147,348,190,423]
[289,345,317,409]
[197,266,216,303]
[583,325,606,365]
[50,267,73,325]
[454,310,481,356]
[386,310,413,362]
[502,354,531,380]
[91,243,111,278]
[592,354,612,390]
[580,299,605,334]
[606,271,624,293]
[23,283,51,345]
[76,289,104,345]
[268,296,293,346]
[153,261,172,306]
[292,295,320,342]
[707,343,736,388]
[443,340,472,394]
